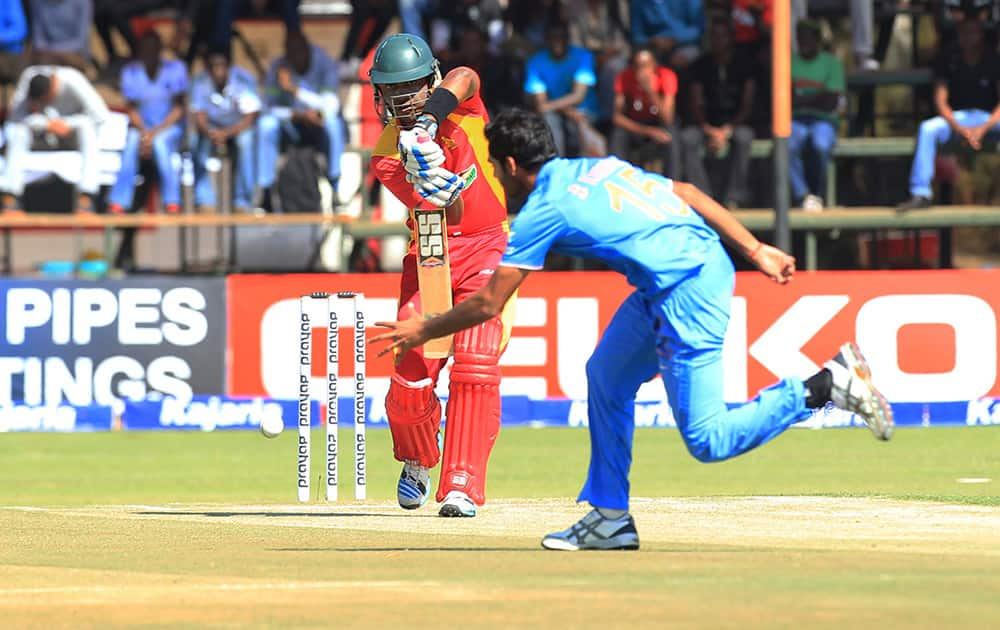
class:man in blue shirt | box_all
[0,0,27,86]
[28,0,92,71]
[190,47,261,213]
[107,30,188,214]
[372,109,894,551]
[525,21,600,157]
[630,0,705,70]
[257,29,344,211]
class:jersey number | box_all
[603,167,690,221]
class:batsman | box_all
[368,34,513,517]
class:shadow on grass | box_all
[135,511,431,519]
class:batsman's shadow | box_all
[135,511,430,519]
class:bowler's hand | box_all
[752,243,796,284]
[371,309,429,364]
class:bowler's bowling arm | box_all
[672,181,762,260]
[421,265,528,340]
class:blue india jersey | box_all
[502,157,720,293]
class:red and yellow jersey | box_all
[370,85,507,239]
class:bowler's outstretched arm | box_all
[372,266,530,360]
[673,181,796,284]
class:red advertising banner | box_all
[227,270,1000,404]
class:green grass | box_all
[1,426,998,629]
[2,426,998,506]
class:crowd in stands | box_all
[0,0,328,215]
[0,0,997,222]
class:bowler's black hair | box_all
[485,109,558,173]
[27,74,51,101]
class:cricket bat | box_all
[414,206,453,358]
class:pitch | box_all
[2,427,999,628]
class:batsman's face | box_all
[378,79,430,129]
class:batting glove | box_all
[398,127,446,174]
[407,166,464,207]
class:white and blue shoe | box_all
[397,461,431,510]
[825,342,894,441]
[541,509,640,551]
[438,490,477,518]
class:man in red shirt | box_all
[609,46,679,177]
[368,33,513,517]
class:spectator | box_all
[569,0,629,129]
[630,0,705,70]
[898,18,1000,211]
[107,31,188,214]
[610,46,679,176]
[732,0,771,58]
[428,0,505,64]
[190,47,261,213]
[679,18,755,209]
[28,0,93,72]
[732,0,774,137]
[258,29,344,210]
[0,66,110,214]
[210,0,301,53]
[93,1,202,73]
[525,21,602,157]
[340,0,394,75]
[0,0,27,88]
[505,0,567,60]
[444,27,524,118]
[789,19,843,211]
[398,0,433,41]
[938,0,1000,52]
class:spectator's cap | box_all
[797,19,822,36]
[27,74,52,101]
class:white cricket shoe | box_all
[438,490,477,517]
[541,509,640,551]
[397,461,431,510]
[825,342,894,441]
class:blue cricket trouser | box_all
[578,243,813,511]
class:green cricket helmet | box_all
[369,33,442,126]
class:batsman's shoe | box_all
[541,509,639,551]
[397,461,431,510]
[438,490,477,518]
[825,342,894,441]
